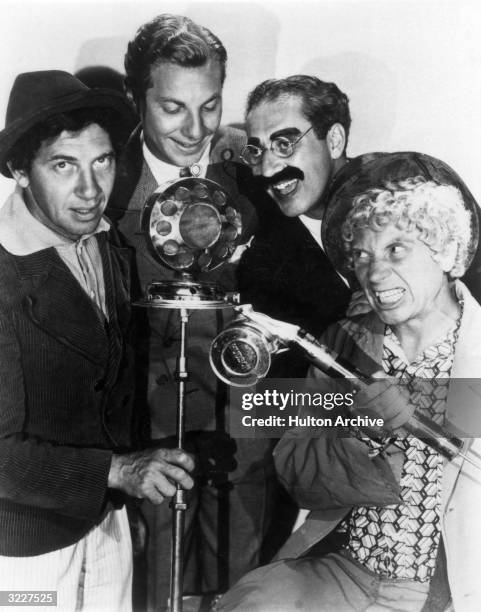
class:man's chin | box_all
[277,204,300,217]
[168,140,211,168]
[271,195,305,218]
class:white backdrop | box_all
[0,0,480,204]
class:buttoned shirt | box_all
[344,323,460,581]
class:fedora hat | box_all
[322,151,480,283]
[0,70,134,177]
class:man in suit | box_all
[107,14,275,610]
[0,70,194,611]
[237,75,353,377]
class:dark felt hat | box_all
[0,70,133,177]
[322,151,480,282]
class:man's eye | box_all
[390,244,407,258]
[203,99,219,112]
[53,161,71,172]
[95,154,114,169]
[352,249,369,263]
[273,138,292,155]
[162,103,181,114]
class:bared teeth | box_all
[272,179,298,196]
[375,288,405,304]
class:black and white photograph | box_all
[0,1,480,611]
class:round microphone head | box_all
[141,177,243,274]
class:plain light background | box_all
[0,0,479,205]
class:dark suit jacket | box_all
[237,211,352,377]
[106,126,272,449]
[0,230,135,556]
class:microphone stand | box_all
[135,172,244,611]
[136,285,235,612]
[170,308,188,612]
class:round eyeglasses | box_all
[240,126,313,167]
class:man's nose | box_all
[76,168,100,200]
[182,110,204,141]
[258,149,286,178]
[367,257,391,283]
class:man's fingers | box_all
[154,459,195,490]
[154,448,195,472]
[109,447,196,502]
[354,376,413,431]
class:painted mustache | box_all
[254,166,304,190]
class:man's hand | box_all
[108,448,195,505]
[353,374,414,434]
[346,290,372,317]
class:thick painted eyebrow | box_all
[270,127,302,140]
[246,127,301,147]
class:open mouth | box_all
[270,178,299,198]
[72,206,101,219]
[171,138,205,153]
[373,287,406,306]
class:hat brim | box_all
[322,151,480,283]
[0,88,134,177]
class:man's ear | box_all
[7,163,30,188]
[124,79,142,118]
[434,239,459,275]
[326,123,346,160]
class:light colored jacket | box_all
[275,281,481,611]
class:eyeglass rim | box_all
[240,125,313,166]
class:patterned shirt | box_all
[343,323,459,581]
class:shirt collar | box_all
[142,132,210,185]
[0,187,110,255]
[299,215,323,249]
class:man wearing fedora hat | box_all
[0,70,195,610]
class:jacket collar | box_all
[5,232,131,366]
[0,186,110,255]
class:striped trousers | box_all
[0,508,132,611]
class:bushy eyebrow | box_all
[247,127,301,147]
[46,149,115,163]
[270,127,301,140]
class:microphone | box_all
[209,305,464,461]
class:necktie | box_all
[179,166,192,178]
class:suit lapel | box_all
[16,246,109,365]
[98,231,132,337]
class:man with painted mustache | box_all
[237,75,353,377]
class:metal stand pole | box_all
[170,308,189,612]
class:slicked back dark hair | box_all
[246,75,351,144]
[125,14,227,107]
